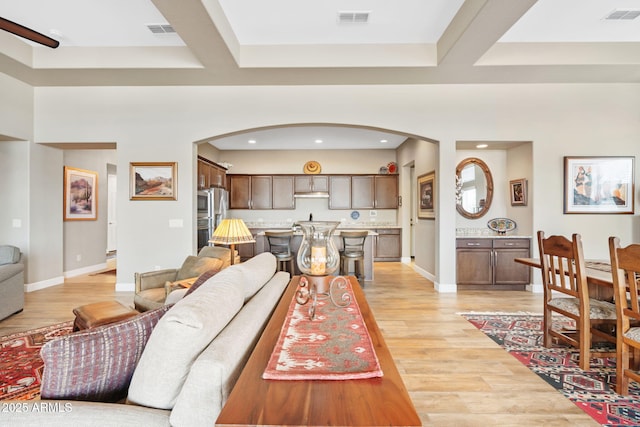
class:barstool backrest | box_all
[341,230,368,256]
[264,231,293,257]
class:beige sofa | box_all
[0,245,24,321]
[1,252,290,427]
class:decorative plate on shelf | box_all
[303,161,321,174]
[487,218,517,233]
[387,162,397,174]
[351,210,360,220]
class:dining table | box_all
[514,257,615,300]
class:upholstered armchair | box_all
[134,246,238,312]
[0,245,24,321]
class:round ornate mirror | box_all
[455,157,494,219]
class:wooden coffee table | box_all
[216,275,422,426]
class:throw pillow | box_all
[0,245,20,266]
[40,305,170,402]
[127,271,244,409]
[176,256,223,280]
[184,268,222,297]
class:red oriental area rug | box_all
[0,322,73,401]
[263,278,382,380]
[461,312,640,427]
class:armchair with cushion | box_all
[0,245,24,321]
[134,246,237,312]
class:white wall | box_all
[7,82,636,292]
[63,149,117,274]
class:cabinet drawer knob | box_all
[467,242,480,246]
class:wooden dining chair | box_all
[608,236,640,395]
[538,231,617,370]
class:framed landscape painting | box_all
[64,166,98,221]
[563,156,634,214]
[417,171,435,219]
[130,162,177,200]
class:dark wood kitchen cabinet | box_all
[373,228,401,261]
[456,237,530,290]
[272,176,296,209]
[374,175,399,209]
[228,175,272,209]
[351,176,375,209]
[329,175,351,209]
[351,175,398,209]
[197,157,227,190]
[294,175,329,194]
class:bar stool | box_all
[339,230,368,286]
[264,230,295,274]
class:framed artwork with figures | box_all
[563,156,634,214]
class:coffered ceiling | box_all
[1,0,640,87]
[2,0,639,150]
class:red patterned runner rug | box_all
[461,312,640,427]
[0,321,73,400]
[263,278,382,380]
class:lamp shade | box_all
[209,218,255,246]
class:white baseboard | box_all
[25,276,65,293]
[401,257,412,264]
[412,263,457,293]
[527,283,544,293]
[434,282,457,293]
[116,282,135,292]
[64,263,107,278]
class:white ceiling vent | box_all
[604,9,640,20]
[337,11,370,24]
[146,24,176,34]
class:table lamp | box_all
[209,218,255,265]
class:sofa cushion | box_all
[127,271,244,409]
[197,246,231,260]
[176,256,223,280]
[0,245,20,266]
[184,268,223,297]
[235,252,277,302]
[40,305,170,402]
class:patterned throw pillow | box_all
[184,268,222,297]
[40,305,170,402]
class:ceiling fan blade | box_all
[0,17,59,48]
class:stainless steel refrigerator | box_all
[197,187,228,251]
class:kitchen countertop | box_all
[456,234,532,239]
[244,222,400,229]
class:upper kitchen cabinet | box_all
[351,175,398,209]
[228,175,273,209]
[272,176,296,209]
[351,176,375,209]
[294,175,329,194]
[197,157,227,190]
[329,175,351,209]
[374,175,399,209]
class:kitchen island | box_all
[254,228,377,281]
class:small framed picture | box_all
[130,162,177,200]
[64,166,98,221]
[563,156,634,214]
[509,178,527,206]
[417,171,435,219]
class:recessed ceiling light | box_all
[248,139,256,144]
[380,139,388,143]
[314,139,323,144]
[476,144,488,148]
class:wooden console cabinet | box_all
[456,237,530,290]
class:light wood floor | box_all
[0,261,598,426]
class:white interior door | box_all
[107,174,117,253]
